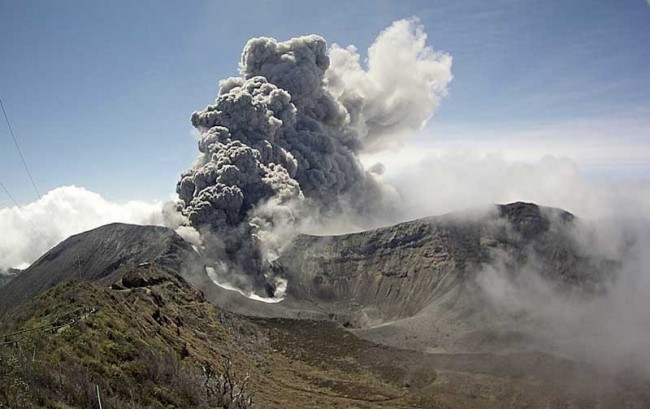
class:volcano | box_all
[1,202,647,408]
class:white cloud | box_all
[363,114,650,177]
[0,185,163,269]
[361,114,650,222]
[365,134,650,374]
[327,17,453,152]
[386,151,650,222]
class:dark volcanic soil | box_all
[3,265,648,408]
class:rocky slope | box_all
[1,203,614,351]
[283,203,597,318]
[0,268,20,288]
[0,222,311,320]
[278,202,613,352]
[0,202,645,407]
[2,265,647,409]
[0,266,420,408]
[0,223,199,315]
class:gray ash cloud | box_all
[174,19,452,297]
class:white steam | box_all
[206,266,287,304]
[384,150,650,375]
[327,17,452,152]
[352,133,650,375]
[476,216,650,375]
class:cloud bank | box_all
[388,152,650,222]
[476,210,650,376]
[0,185,162,270]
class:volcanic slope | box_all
[0,222,312,320]
[0,266,416,408]
[0,223,199,315]
[0,203,648,407]
[0,268,20,288]
[279,202,613,352]
[1,202,614,351]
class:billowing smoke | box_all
[175,19,452,297]
[377,147,650,375]
[327,18,452,152]
[474,212,650,376]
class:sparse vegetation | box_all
[0,266,421,408]
[203,360,253,409]
[2,265,648,408]
[0,270,255,409]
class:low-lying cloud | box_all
[0,185,162,270]
[385,151,650,222]
[476,214,650,376]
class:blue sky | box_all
[0,0,648,206]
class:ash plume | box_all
[174,19,452,297]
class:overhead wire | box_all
[0,179,48,246]
[0,94,50,260]
[0,94,42,200]
[0,180,20,209]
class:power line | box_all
[0,179,48,245]
[0,180,20,208]
[0,94,42,200]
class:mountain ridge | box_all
[0,223,199,315]
[1,202,646,408]
[0,202,609,325]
